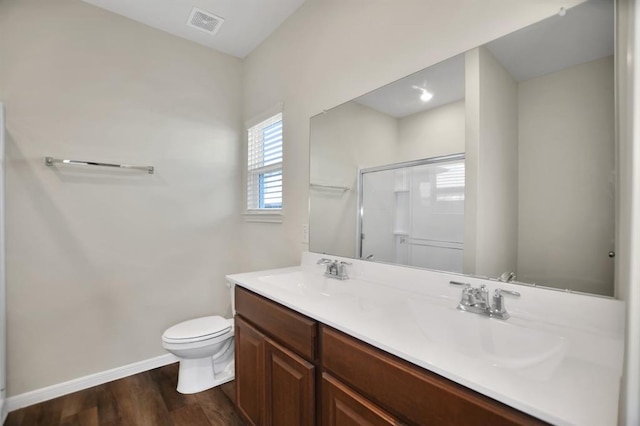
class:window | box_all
[246,112,283,218]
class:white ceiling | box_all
[80,0,307,58]
[354,0,613,119]
[486,0,614,82]
[355,54,466,119]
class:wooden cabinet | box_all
[234,286,543,426]
[235,287,317,426]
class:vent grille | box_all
[187,7,224,35]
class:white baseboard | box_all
[6,353,178,413]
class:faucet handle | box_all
[492,288,521,318]
[495,288,521,297]
[317,258,333,265]
[450,281,472,305]
[337,261,351,279]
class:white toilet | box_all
[162,314,235,394]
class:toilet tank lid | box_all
[163,315,231,340]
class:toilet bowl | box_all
[162,315,235,394]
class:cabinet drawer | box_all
[322,373,402,426]
[235,286,317,361]
[321,326,544,426]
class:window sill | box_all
[242,211,284,223]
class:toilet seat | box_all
[162,316,232,344]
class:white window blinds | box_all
[247,113,283,211]
[436,161,465,201]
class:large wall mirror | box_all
[309,0,615,297]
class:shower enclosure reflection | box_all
[359,155,465,272]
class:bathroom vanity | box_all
[227,253,625,426]
[234,285,539,425]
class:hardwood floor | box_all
[5,363,246,426]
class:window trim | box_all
[244,103,284,223]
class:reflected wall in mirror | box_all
[309,0,615,296]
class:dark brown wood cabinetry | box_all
[321,326,545,426]
[235,316,265,426]
[234,286,544,426]
[235,287,317,426]
[265,338,315,425]
[322,372,401,426]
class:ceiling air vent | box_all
[187,7,224,35]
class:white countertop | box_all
[226,252,625,426]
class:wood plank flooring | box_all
[5,363,246,426]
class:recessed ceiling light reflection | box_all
[413,85,433,102]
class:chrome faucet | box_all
[498,271,517,283]
[449,281,520,320]
[317,258,352,280]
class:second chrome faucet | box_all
[449,281,520,320]
[317,258,352,280]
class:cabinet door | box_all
[322,373,401,426]
[265,337,315,426]
[235,316,265,426]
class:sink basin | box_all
[258,271,396,315]
[407,299,567,380]
[259,271,356,301]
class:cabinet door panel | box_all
[265,337,315,426]
[235,316,265,426]
[322,373,401,426]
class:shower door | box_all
[359,155,465,271]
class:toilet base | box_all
[176,357,235,394]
